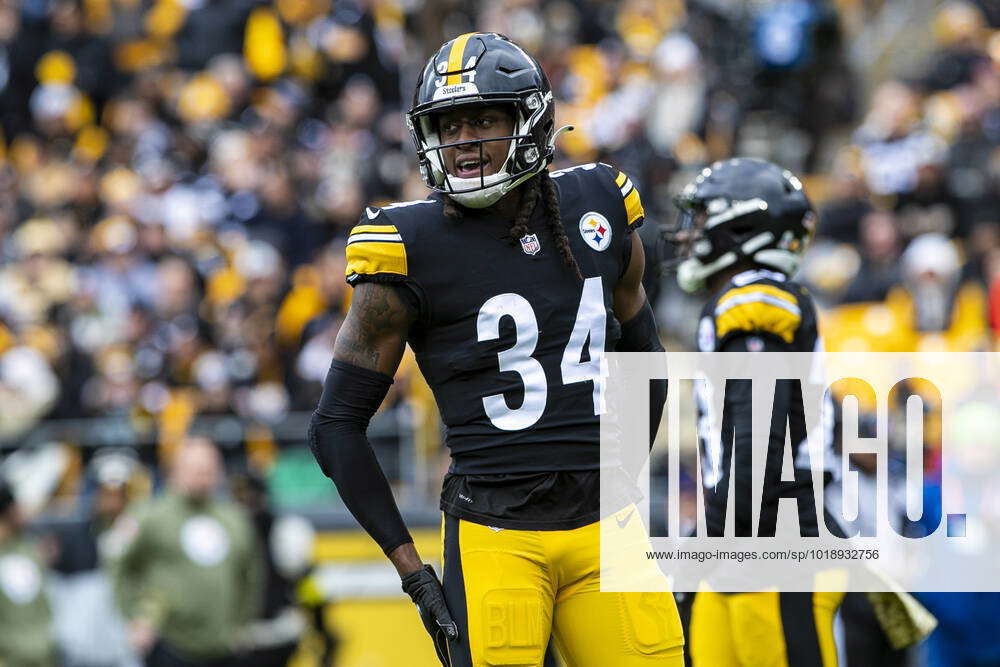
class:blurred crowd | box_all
[1,437,333,666]
[2,0,991,454]
[2,0,996,458]
[792,0,1000,354]
[0,0,868,452]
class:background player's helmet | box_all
[668,158,815,293]
[407,32,558,208]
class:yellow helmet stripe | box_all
[446,33,476,85]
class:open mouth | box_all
[454,156,490,179]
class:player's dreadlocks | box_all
[538,170,583,281]
[442,171,583,281]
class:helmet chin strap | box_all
[448,171,516,208]
[676,252,736,293]
[753,248,801,276]
[447,125,576,209]
[446,124,522,208]
[451,162,552,207]
[677,232,784,293]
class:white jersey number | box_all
[478,277,605,431]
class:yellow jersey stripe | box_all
[615,170,628,187]
[350,224,398,236]
[716,284,798,314]
[716,301,801,343]
[446,33,475,85]
[624,187,644,226]
[345,240,408,278]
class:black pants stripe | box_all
[442,513,473,667]
[780,593,824,666]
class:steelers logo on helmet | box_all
[579,212,612,251]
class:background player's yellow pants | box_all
[440,511,685,667]
[689,590,844,667]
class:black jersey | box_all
[345,163,644,481]
[694,269,833,537]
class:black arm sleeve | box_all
[308,359,412,555]
[616,299,666,447]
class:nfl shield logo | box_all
[520,234,541,256]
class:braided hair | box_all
[537,170,583,281]
[442,171,583,281]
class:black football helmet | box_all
[666,158,815,293]
[407,32,566,208]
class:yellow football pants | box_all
[689,590,844,667]
[439,510,685,667]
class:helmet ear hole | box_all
[515,144,540,171]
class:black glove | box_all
[401,564,458,665]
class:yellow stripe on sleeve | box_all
[345,240,407,279]
[624,187,644,226]
[716,284,798,312]
[716,302,800,343]
[350,224,399,236]
[615,170,628,188]
[446,33,475,85]
[715,285,801,344]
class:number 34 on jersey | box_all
[478,276,606,431]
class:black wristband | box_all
[309,360,412,555]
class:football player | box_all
[667,157,844,666]
[308,32,684,666]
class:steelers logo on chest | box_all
[579,212,612,252]
[0,554,42,605]
[180,515,231,567]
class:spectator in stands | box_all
[901,233,980,334]
[290,240,348,410]
[0,476,57,667]
[230,469,306,666]
[843,210,903,304]
[49,448,145,667]
[105,436,261,667]
[924,1,991,92]
[175,0,254,71]
[0,342,60,440]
